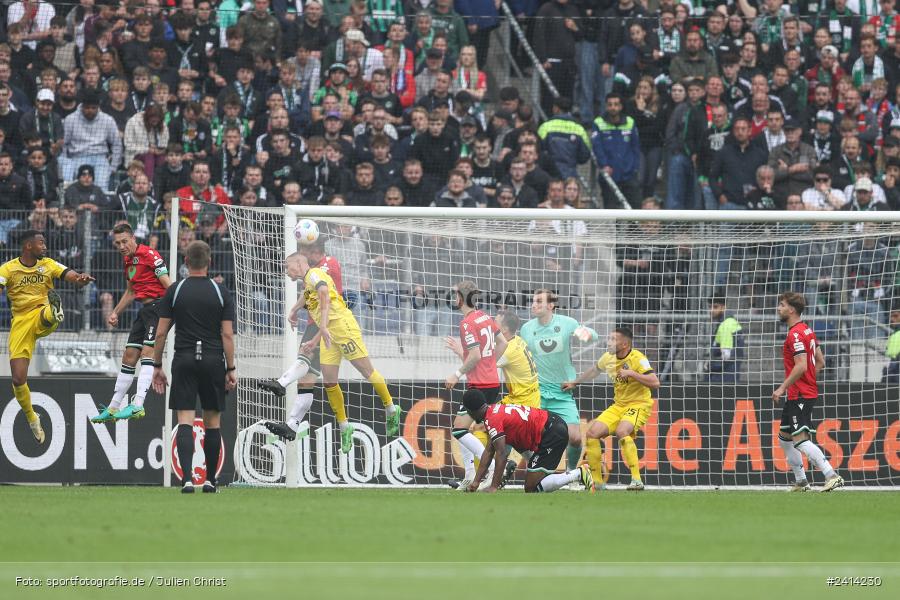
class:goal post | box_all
[224,205,900,489]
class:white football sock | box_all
[779,437,806,482]
[386,404,398,415]
[277,357,310,388]
[286,392,314,432]
[131,360,155,408]
[109,365,135,410]
[458,433,485,478]
[537,468,581,493]
[796,439,836,480]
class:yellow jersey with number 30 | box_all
[497,335,541,408]
[596,349,655,408]
[0,257,68,318]
[303,267,352,326]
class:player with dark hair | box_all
[444,280,508,489]
[565,327,660,491]
[0,230,94,443]
[92,223,171,422]
[461,389,593,493]
[773,291,843,492]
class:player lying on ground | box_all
[521,289,599,485]
[258,241,357,445]
[773,292,843,492]
[446,310,540,487]
[564,327,659,491]
[444,280,507,489]
[92,223,171,423]
[0,230,94,443]
[264,252,399,453]
[461,389,593,493]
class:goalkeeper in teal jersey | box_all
[520,289,599,471]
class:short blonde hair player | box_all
[563,327,660,491]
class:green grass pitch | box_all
[1,487,898,600]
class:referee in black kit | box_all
[151,240,237,494]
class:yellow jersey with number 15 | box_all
[596,349,655,408]
[497,335,541,408]
[303,267,352,326]
[0,257,68,318]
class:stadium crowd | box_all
[0,0,896,364]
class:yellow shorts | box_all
[8,305,59,360]
[596,403,652,435]
[319,317,369,366]
[501,392,541,408]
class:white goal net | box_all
[223,206,900,488]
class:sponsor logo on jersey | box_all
[16,274,45,286]
[539,339,558,353]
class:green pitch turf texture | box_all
[1,487,897,600]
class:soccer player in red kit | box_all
[444,280,508,489]
[773,292,844,492]
[462,389,593,493]
[92,223,171,422]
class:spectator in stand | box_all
[846,226,892,340]
[745,165,779,210]
[802,166,847,210]
[117,172,158,241]
[808,110,841,164]
[831,135,867,190]
[154,143,191,201]
[533,0,580,116]
[20,146,58,207]
[451,45,487,115]
[210,125,250,201]
[670,29,719,86]
[124,105,169,180]
[433,169,477,207]
[428,0,469,57]
[239,0,282,59]
[0,152,31,245]
[769,118,817,205]
[501,157,540,208]
[697,104,732,210]
[665,79,700,210]
[176,161,231,226]
[710,117,770,209]
[410,111,459,186]
[842,87,879,151]
[19,88,63,158]
[761,107,786,151]
[591,92,640,209]
[537,96,590,180]
[60,88,121,189]
[63,164,107,212]
[294,135,346,205]
[881,157,900,209]
[629,77,665,198]
[843,176,890,211]
[398,158,437,208]
[346,161,381,206]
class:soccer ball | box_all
[294,219,320,245]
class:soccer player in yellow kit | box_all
[0,230,94,443]
[564,327,660,490]
[285,252,399,454]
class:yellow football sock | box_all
[585,437,603,484]
[472,429,490,467]
[14,383,37,424]
[619,436,642,481]
[325,385,348,424]
[367,370,393,408]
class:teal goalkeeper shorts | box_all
[541,397,581,425]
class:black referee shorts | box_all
[527,414,568,473]
[126,299,161,350]
[169,351,227,412]
[300,322,322,376]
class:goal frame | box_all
[263,206,900,489]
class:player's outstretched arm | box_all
[63,270,95,288]
[562,364,601,391]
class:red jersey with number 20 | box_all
[459,309,500,388]
[124,244,168,300]
[782,322,818,400]
[484,403,549,452]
